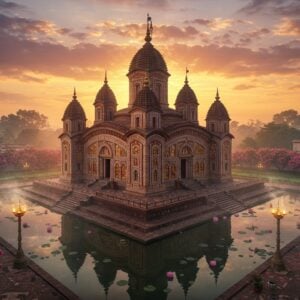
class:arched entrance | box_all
[180,145,193,179]
[99,146,112,179]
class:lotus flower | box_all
[47,226,52,233]
[212,216,219,223]
[166,272,174,281]
[209,260,217,267]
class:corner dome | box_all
[128,42,168,75]
[206,89,230,121]
[94,74,117,106]
[132,81,161,111]
[62,90,86,121]
[175,78,198,106]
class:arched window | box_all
[78,123,81,131]
[64,162,67,172]
[109,111,113,120]
[135,117,140,128]
[65,123,68,132]
[224,123,227,132]
[152,117,156,128]
[135,83,140,95]
[157,83,161,100]
[133,170,138,181]
[98,109,101,120]
[153,170,158,181]
[192,111,195,120]
[225,162,228,171]
[211,123,215,132]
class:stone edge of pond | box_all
[0,236,79,300]
[216,235,300,300]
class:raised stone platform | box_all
[17,179,285,243]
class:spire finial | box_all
[145,13,153,42]
[73,87,77,100]
[185,67,189,84]
[215,88,220,101]
[104,70,108,84]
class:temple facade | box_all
[60,16,233,194]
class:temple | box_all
[59,15,233,194]
[19,15,277,243]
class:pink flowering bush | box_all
[0,148,61,171]
[233,148,300,172]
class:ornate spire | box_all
[104,70,108,84]
[215,88,220,101]
[73,87,77,101]
[145,13,153,42]
[185,67,189,85]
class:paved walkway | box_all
[0,237,78,300]
[218,236,300,300]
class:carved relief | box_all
[121,164,126,179]
[87,143,97,155]
[195,144,205,156]
[114,163,120,179]
[115,145,126,157]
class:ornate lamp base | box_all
[271,251,285,272]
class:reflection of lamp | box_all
[23,162,30,170]
[257,163,263,169]
[271,201,286,272]
[12,200,27,269]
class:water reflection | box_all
[60,214,233,299]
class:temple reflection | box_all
[60,214,233,299]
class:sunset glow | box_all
[0,0,299,128]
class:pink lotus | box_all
[23,222,29,228]
[223,216,227,220]
[47,226,52,233]
[212,216,219,223]
[166,272,174,281]
[209,260,217,267]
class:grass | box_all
[0,169,60,183]
[232,167,300,185]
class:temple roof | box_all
[94,72,117,106]
[132,76,161,112]
[206,89,230,121]
[128,15,168,75]
[62,89,86,121]
[175,73,198,106]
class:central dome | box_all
[128,42,168,75]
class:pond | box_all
[0,190,299,300]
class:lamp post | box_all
[12,201,27,269]
[271,204,286,272]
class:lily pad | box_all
[238,231,246,234]
[41,243,50,248]
[144,285,156,292]
[163,288,172,293]
[103,258,112,263]
[180,260,187,265]
[116,280,128,286]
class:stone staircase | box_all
[181,179,206,190]
[53,190,90,214]
[208,192,244,214]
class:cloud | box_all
[85,0,168,7]
[233,84,257,90]
[0,0,25,11]
[0,14,90,41]
[0,91,32,103]
[274,18,300,36]
[289,84,300,90]
[186,18,235,31]
[88,22,199,41]
[238,0,300,17]
[165,43,300,77]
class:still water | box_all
[0,191,299,300]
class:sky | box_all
[0,0,299,128]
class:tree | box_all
[240,137,257,148]
[0,109,48,143]
[255,123,300,149]
[273,109,300,129]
